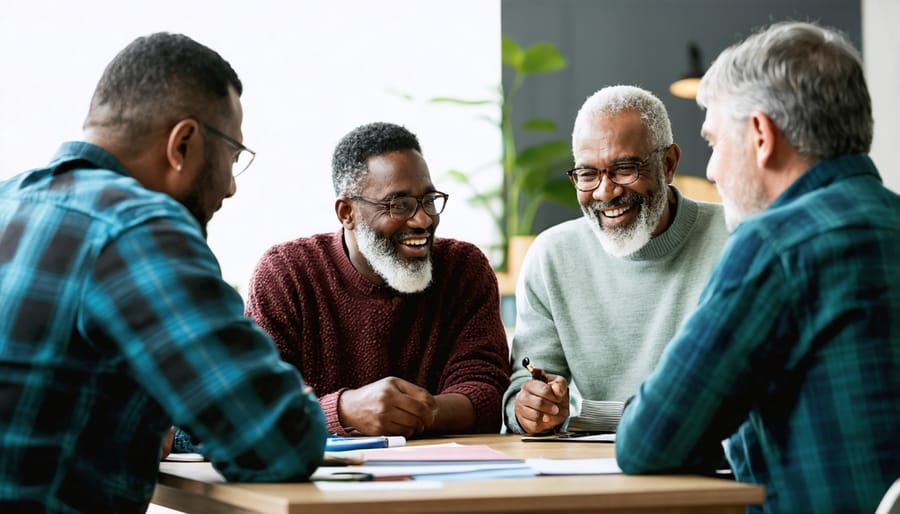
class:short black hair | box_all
[331,122,422,196]
[84,32,241,142]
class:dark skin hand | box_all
[514,373,570,434]
[338,376,438,437]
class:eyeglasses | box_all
[566,146,668,192]
[200,122,256,177]
[351,192,449,220]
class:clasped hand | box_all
[514,374,569,434]
[338,377,437,437]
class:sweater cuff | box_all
[319,388,352,436]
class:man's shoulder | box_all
[265,231,340,260]
[433,237,489,259]
[10,161,190,233]
[530,218,593,253]
[690,200,728,236]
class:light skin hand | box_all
[514,373,569,434]
[338,376,437,437]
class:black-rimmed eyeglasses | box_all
[200,122,256,177]
[351,192,449,220]
[566,146,668,192]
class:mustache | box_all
[585,192,645,211]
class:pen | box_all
[522,357,549,383]
[324,435,407,452]
[318,471,374,482]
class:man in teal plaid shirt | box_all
[0,33,327,513]
[616,21,900,513]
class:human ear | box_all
[165,119,200,174]
[750,111,777,169]
[662,143,682,183]
[336,196,355,229]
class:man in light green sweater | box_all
[504,85,729,434]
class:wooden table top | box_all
[153,433,764,514]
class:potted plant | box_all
[430,37,579,277]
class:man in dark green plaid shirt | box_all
[616,21,900,513]
[0,33,327,513]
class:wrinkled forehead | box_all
[359,149,434,197]
[573,112,652,164]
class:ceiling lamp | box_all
[670,43,704,99]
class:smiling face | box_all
[573,110,673,256]
[346,149,438,293]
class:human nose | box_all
[407,200,434,228]
[226,175,237,198]
[591,172,622,202]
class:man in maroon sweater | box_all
[245,122,510,437]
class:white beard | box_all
[355,219,433,293]
[720,175,769,232]
[581,172,669,257]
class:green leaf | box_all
[520,43,567,75]
[501,36,524,70]
[431,97,494,106]
[521,118,557,132]
[515,141,571,169]
[386,88,415,101]
[542,177,581,209]
[444,169,473,184]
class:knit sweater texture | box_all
[246,230,511,435]
[503,187,729,433]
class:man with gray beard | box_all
[504,85,730,435]
[244,122,510,438]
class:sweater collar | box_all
[622,185,700,261]
[332,229,406,297]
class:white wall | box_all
[0,0,502,294]
[864,0,900,194]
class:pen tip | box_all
[522,357,530,367]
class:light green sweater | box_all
[503,187,729,433]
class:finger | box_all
[390,378,435,406]
[521,381,563,410]
[516,387,560,418]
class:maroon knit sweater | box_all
[245,230,511,435]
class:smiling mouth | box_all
[601,205,634,218]
[400,237,429,248]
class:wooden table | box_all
[153,434,764,514]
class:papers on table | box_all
[163,452,205,462]
[312,443,622,484]
[521,432,616,443]
[527,458,621,475]
[358,442,523,465]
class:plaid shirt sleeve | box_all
[616,157,900,513]
[80,215,328,482]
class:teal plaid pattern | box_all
[617,154,900,513]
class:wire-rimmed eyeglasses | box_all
[566,146,668,192]
[351,191,449,220]
[200,122,256,177]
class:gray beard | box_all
[581,173,669,257]
[354,220,433,293]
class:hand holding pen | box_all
[522,357,549,383]
[514,357,570,434]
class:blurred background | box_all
[1,0,896,295]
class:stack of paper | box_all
[358,443,523,465]
[565,400,624,433]
[312,443,623,484]
[313,443,534,483]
